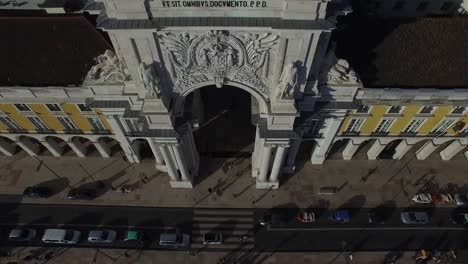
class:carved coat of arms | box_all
[159,30,278,95]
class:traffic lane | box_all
[255,228,468,251]
[0,204,192,230]
[255,207,466,228]
[0,224,190,250]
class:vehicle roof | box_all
[43,229,66,239]
[160,233,177,240]
[9,229,24,237]
[125,231,139,240]
[335,210,350,219]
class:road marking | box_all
[267,226,468,231]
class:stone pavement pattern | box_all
[0,153,466,209]
[0,247,419,264]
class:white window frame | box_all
[451,106,466,114]
[403,118,425,133]
[86,116,106,131]
[374,118,395,133]
[387,106,403,114]
[56,116,78,131]
[419,106,435,114]
[123,118,141,134]
[27,116,49,131]
[0,116,21,130]
[45,104,63,112]
[77,103,93,112]
[356,105,371,114]
[14,104,31,112]
[345,118,364,133]
[431,118,457,134]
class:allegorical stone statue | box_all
[327,59,359,85]
[139,62,162,98]
[275,62,298,100]
[86,49,130,83]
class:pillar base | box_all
[156,164,168,172]
[170,180,193,188]
[256,181,279,190]
[311,155,325,164]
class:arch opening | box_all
[131,139,155,161]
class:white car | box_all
[412,193,432,204]
[87,230,116,243]
[42,229,81,244]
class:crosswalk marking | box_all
[191,209,256,251]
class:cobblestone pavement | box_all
[0,246,424,264]
[0,153,467,209]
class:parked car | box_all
[412,193,432,204]
[8,228,36,241]
[257,211,288,226]
[400,211,430,224]
[367,211,385,224]
[329,210,351,223]
[87,230,116,243]
[23,186,52,198]
[202,232,223,245]
[42,229,80,244]
[449,212,468,224]
[433,194,454,205]
[67,188,96,200]
[159,231,190,248]
[123,231,142,242]
[455,194,468,206]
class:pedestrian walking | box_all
[121,187,126,195]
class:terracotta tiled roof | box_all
[0,15,111,86]
[334,16,468,88]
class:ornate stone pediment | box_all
[325,59,359,86]
[85,50,131,84]
[159,30,278,95]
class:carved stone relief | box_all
[274,62,299,100]
[85,49,131,83]
[326,59,359,85]
[159,30,278,95]
[139,62,163,99]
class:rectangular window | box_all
[416,1,429,10]
[124,118,141,133]
[86,116,106,131]
[27,116,48,131]
[404,119,424,133]
[388,106,402,114]
[419,106,433,114]
[14,104,31,112]
[57,116,78,131]
[431,119,456,134]
[356,105,370,113]
[45,104,62,112]
[393,0,405,10]
[0,116,21,130]
[77,104,92,112]
[374,119,394,133]
[452,106,465,114]
[346,118,364,133]
[440,1,453,11]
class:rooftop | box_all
[334,16,468,88]
[0,14,111,86]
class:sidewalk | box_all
[0,153,467,209]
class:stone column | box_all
[311,116,344,164]
[41,139,63,157]
[258,145,272,182]
[147,138,164,165]
[68,139,87,158]
[440,140,466,160]
[415,141,439,160]
[392,140,413,160]
[284,139,301,173]
[342,139,360,160]
[159,144,180,181]
[172,144,191,182]
[269,145,288,183]
[0,138,15,156]
[105,115,139,163]
[93,141,111,158]
[367,140,387,160]
[17,140,39,156]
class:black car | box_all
[367,210,386,224]
[258,211,288,226]
[67,188,96,200]
[450,212,468,224]
[23,186,52,198]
